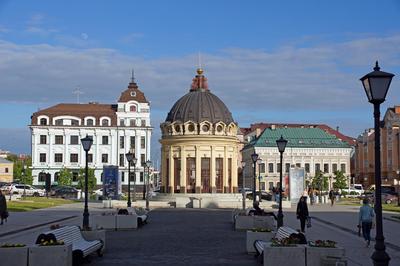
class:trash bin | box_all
[103,199,112,208]
[320,256,347,266]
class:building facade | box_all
[241,126,353,191]
[355,106,400,187]
[0,158,13,183]
[160,69,240,194]
[30,77,152,187]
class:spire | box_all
[131,69,135,82]
[190,67,208,91]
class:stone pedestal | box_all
[264,244,306,266]
[306,246,345,266]
[94,215,116,230]
[246,231,274,253]
[29,244,72,266]
[116,215,138,229]
[82,230,106,253]
[235,215,275,231]
[0,246,28,266]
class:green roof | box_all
[249,128,351,148]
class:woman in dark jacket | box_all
[296,196,309,233]
[0,190,8,225]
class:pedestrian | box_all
[296,196,309,233]
[0,190,8,225]
[359,198,375,247]
[329,189,335,206]
[308,188,314,205]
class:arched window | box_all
[130,105,137,112]
[101,119,109,126]
[55,119,63,126]
[40,118,47,125]
[38,172,47,182]
[86,119,94,126]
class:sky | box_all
[0,0,400,165]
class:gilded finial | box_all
[197,68,204,75]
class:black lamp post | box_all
[144,160,152,210]
[81,135,93,230]
[257,158,262,202]
[396,170,400,207]
[125,152,137,207]
[132,156,137,202]
[241,161,246,210]
[276,135,287,228]
[360,61,394,266]
[251,152,259,205]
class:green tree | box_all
[333,170,347,190]
[7,155,33,185]
[77,168,97,193]
[311,170,329,192]
[57,168,73,186]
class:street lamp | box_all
[144,160,152,210]
[81,135,93,230]
[396,170,400,207]
[257,158,262,202]
[360,61,394,266]
[251,152,259,205]
[125,151,137,207]
[241,161,246,210]
[276,135,288,228]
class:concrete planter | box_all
[94,215,116,230]
[116,214,138,229]
[263,243,306,266]
[246,231,274,253]
[235,215,275,231]
[306,246,345,266]
[82,229,106,253]
[0,246,28,266]
[29,244,72,266]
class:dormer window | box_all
[39,118,47,125]
[102,119,109,126]
[130,105,137,112]
[55,119,63,126]
[130,91,136,97]
[86,119,94,126]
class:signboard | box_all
[103,165,120,200]
[289,168,305,202]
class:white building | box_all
[30,77,152,187]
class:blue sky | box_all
[0,0,400,162]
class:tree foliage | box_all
[57,168,72,186]
[77,168,97,193]
[6,155,33,185]
[333,170,348,190]
[311,170,329,191]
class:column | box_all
[161,146,167,193]
[168,146,174,194]
[232,146,238,193]
[223,146,228,193]
[180,146,186,193]
[210,146,216,193]
[195,145,201,193]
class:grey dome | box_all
[165,89,234,124]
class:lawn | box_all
[7,197,77,212]
[338,198,400,213]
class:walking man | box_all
[329,189,335,206]
[359,198,374,247]
[0,190,8,225]
[296,196,309,233]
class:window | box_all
[55,135,63,144]
[324,163,329,173]
[130,136,135,149]
[55,119,63,126]
[70,153,78,163]
[296,163,301,168]
[141,120,146,127]
[102,136,109,145]
[259,163,265,173]
[285,163,290,173]
[141,154,145,165]
[88,154,93,163]
[130,91,136,97]
[332,163,338,172]
[315,163,321,173]
[72,172,79,182]
[71,119,79,126]
[87,119,94,126]
[119,154,125,167]
[140,172,144,182]
[40,118,47,125]
[5,167,8,173]
[269,182,274,190]
[120,136,125,148]
[54,153,63,163]
[341,163,346,173]
[39,153,46,163]
[141,136,145,149]
[120,119,125,126]
[102,154,108,163]
[40,135,47,144]
[70,135,79,145]
[38,173,47,182]
[268,163,274,173]
[277,163,281,173]
[121,172,125,182]
[130,105,137,112]
[101,119,109,126]
[305,163,310,173]
[54,172,60,182]
[130,119,136,127]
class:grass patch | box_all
[338,200,400,213]
[7,197,77,212]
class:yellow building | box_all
[160,69,239,194]
[0,158,13,183]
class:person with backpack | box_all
[359,198,375,247]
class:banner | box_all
[103,165,120,200]
[289,168,305,202]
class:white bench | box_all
[254,226,306,259]
[36,225,103,265]
[127,207,148,226]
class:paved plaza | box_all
[0,202,399,265]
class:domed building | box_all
[160,68,240,194]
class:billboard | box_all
[103,165,120,200]
[289,168,305,202]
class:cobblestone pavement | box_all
[92,208,258,266]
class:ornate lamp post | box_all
[257,158,262,202]
[125,151,137,207]
[144,160,152,210]
[396,170,400,207]
[276,135,287,228]
[360,61,394,266]
[81,135,93,230]
[241,161,246,210]
[251,153,259,205]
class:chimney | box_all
[271,124,276,130]
[395,106,400,114]
[336,126,339,132]
[256,128,261,137]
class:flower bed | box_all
[246,230,274,253]
[306,240,345,266]
[264,242,306,266]
[29,244,72,266]
[308,240,336,248]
